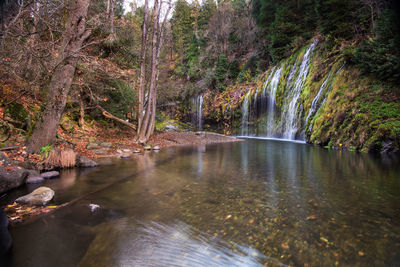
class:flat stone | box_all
[86,142,99,150]
[26,176,44,184]
[15,187,54,206]
[93,149,108,155]
[100,142,112,148]
[133,150,141,154]
[122,149,131,153]
[120,154,130,159]
[0,166,28,194]
[41,171,60,179]
[77,156,99,168]
[116,149,123,154]
[144,145,152,150]
[153,146,160,150]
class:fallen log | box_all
[97,105,136,131]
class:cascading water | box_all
[265,67,282,137]
[192,95,203,130]
[305,72,332,128]
[241,90,251,136]
[282,40,317,140]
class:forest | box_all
[1,0,400,266]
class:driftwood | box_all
[97,105,136,131]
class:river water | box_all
[1,140,400,266]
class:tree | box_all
[26,0,92,153]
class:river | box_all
[1,140,400,266]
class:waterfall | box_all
[241,90,251,136]
[307,64,345,134]
[305,72,332,127]
[265,67,282,137]
[282,41,317,140]
[192,95,203,130]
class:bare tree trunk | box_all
[26,0,91,154]
[109,0,114,37]
[135,0,149,141]
[138,0,160,143]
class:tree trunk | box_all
[26,0,91,154]
[79,90,85,127]
[135,0,149,140]
[138,0,160,143]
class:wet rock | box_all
[15,187,54,206]
[120,154,130,159]
[0,166,28,194]
[77,156,98,168]
[0,208,12,255]
[26,175,44,184]
[116,149,123,154]
[153,146,160,151]
[122,149,131,153]
[41,171,60,179]
[133,150,141,154]
[93,149,108,155]
[144,145,152,150]
[165,124,178,132]
[60,115,75,133]
[86,142,99,150]
[88,204,100,212]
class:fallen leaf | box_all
[358,251,365,257]
[281,243,289,250]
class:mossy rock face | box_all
[4,102,30,130]
[60,115,75,133]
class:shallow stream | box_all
[1,140,400,266]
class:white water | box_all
[282,41,317,140]
[305,71,332,127]
[192,95,203,130]
[241,90,252,136]
[266,67,282,137]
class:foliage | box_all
[353,9,400,84]
[40,145,53,158]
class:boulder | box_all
[0,166,28,194]
[0,208,12,255]
[77,156,98,168]
[15,187,54,206]
[60,115,75,133]
[40,171,60,179]
[4,102,30,130]
[86,143,99,150]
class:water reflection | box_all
[3,140,400,267]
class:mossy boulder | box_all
[60,115,75,133]
[4,102,30,130]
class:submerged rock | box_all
[41,171,60,179]
[77,156,98,168]
[15,187,54,206]
[0,166,28,194]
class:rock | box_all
[60,115,75,133]
[381,141,397,154]
[133,150,141,154]
[4,102,30,130]
[116,149,123,154]
[153,146,160,151]
[88,204,100,212]
[0,208,12,255]
[120,154,130,159]
[93,149,108,155]
[77,156,98,168]
[0,122,10,142]
[144,145,152,150]
[86,142,99,150]
[122,149,131,153]
[0,166,28,194]
[165,124,178,132]
[15,187,54,206]
[26,170,44,184]
[26,176,45,184]
[40,171,60,179]
[100,142,112,148]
